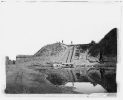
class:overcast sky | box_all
[1,1,121,60]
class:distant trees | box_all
[6,56,16,65]
[91,40,96,44]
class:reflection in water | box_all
[65,82,107,94]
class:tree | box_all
[91,40,96,44]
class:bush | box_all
[46,72,67,85]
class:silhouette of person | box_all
[62,40,63,43]
[71,41,73,45]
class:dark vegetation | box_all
[78,43,94,53]
[46,72,68,85]
[89,28,117,58]
[86,69,117,92]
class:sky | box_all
[0,1,121,60]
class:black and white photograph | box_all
[0,0,122,98]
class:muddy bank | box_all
[5,65,77,94]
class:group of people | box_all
[57,40,73,45]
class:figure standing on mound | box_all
[62,40,63,44]
[71,41,73,45]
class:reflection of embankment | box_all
[86,69,117,92]
[43,67,117,93]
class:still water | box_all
[65,82,107,94]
